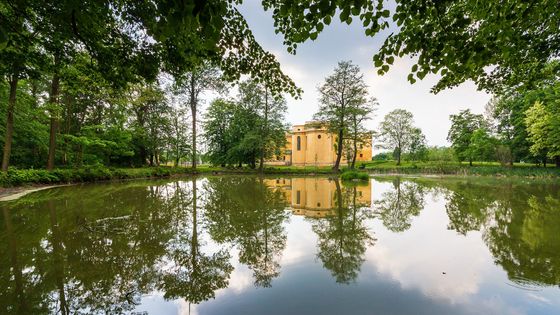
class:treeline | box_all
[448,65,560,167]
[204,80,287,169]
[0,0,298,172]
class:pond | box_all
[1,176,560,315]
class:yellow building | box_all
[270,121,372,167]
[265,178,372,218]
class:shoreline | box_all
[1,166,558,201]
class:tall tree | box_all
[346,97,377,169]
[447,110,487,166]
[314,61,371,171]
[203,98,237,167]
[378,109,421,165]
[237,80,287,172]
[173,64,223,169]
[525,100,560,167]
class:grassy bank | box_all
[359,160,560,178]
[0,165,337,187]
[2,161,559,187]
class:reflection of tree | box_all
[444,182,496,235]
[160,179,233,303]
[204,176,288,287]
[374,177,425,232]
[312,180,375,284]
[485,192,560,287]
[0,180,234,314]
[439,179,560,288]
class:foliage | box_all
[426,146,456,162]
[525,98,560,164]
[0,166,187,187]
[264,0,560,93]
[448,109,488,164]
[204,80,288,168]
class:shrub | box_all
[340,170,369,181]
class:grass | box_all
[357,160,560,178]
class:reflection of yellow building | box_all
[265,178,372,218]
[268,122,373,166]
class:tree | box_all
[264,0,560,93]
[204,81,288,169]
[447,110,487,166]
[204,98,237,167]
[0,2,42,171]
[237,80,287,172]
[129,83,171,166]
[168,107,191,167]
[173,64,223,169]
[525,101,560,167]
[377,109,420,165]
[468,128,497,162]
[314,61,371,171]
[407,128,428,161]
[346,97,377,169]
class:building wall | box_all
[265,122,373,166]
[287,122,372,166]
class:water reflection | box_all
[373,177,426,232]
[204,177,288,287]
[0,176,560,314]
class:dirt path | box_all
[0,185,65,202]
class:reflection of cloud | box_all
[216,248,253,295]
[177,298,199,315]
[365,196,493,303]
[527,293,552,305]
[280,216,317,265]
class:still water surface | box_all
[1,176,560,315]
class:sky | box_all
[233,2,492,147]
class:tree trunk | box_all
[350,137,357,169]
[396,147,401,166]
[556,156,560,168]
[334,128,344,171]
[48,201,69,315]
[190,76,197,170]
[191,178,198,271]
[47,70,60,170]
[543,158,547,168]
[469,159,473,167]
[2,76,18,172]
[259,86,269,173]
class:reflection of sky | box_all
[134,178,560,315]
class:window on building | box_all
[297,136,301,151]
[360,154,363,158]
[296,191,301,204]
[317,202,321,207]
[317,134,321,139]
